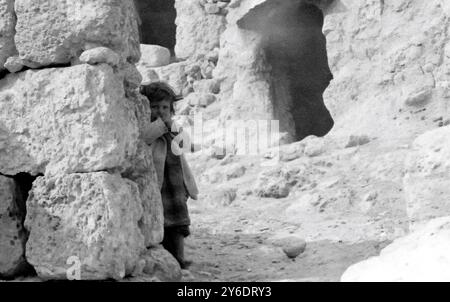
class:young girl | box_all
[140,82,198,269]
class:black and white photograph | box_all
[0,0,449,288]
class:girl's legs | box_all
[163,227,191,269]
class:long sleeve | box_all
[140,117,169,145]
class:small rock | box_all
[272,236,307,259]
[182,269,195,281]
[4,56,24,73]
[404,89,432,107]
[345,135,371,148]
[364,191,378,202]
[79,47,120,67]
[225,163,246,180]
[140,247,182,282]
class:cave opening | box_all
[238,1,334,141]
[0,172,40,280]
[134,0,177,56]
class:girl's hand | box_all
[163,117,173,130]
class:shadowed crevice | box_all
[134,0,177,55]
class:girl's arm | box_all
[140,117,168,145]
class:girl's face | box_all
[150,98,172,122]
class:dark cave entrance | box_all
[238,1,334,141]
[134,0,177,55]
[0,172,40,280]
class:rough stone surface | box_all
[253,167,293,199]
[4,56,23,73]
[14,0,141,67]
[341,217,450,282]
[186,92,217,107]
[193,79,220,94]
[138,246,182,281]
[206,187,238,207]
[79,47,121,67]
[0,0,16,70]
[151,61,188,95]
[271,236,307,259]
[404,126,450,227]
[345,135,371,148]
[323,0,450,142]
[0,64,139,176]
[138,44,171,68]
[25,172,146,280]
[0,176,27,278]
[123,141,164,248]
[175,0,227,59]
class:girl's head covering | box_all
[139,81,183,104]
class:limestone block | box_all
[24,172,146,280]
[123,141,164,248]
[341,216,450,282]
[0,0,16,70]
[79,47,120,67]
[138,44,171,68]
[0,64,139,176]
[175,0,227,59]
[14,0,140,67]
[0,176,27,278]
[119,62,143,90]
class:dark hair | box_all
[140,82,182,114]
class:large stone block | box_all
[14,0,140,67]
[138,44,171,68]
[175,0,226,59]
[341,216,450,282]
[24,172,145,280]
[404,126,450,227]
[123,141,164,248]
[0,175,28,278]
[0,0,16,70]
[0,64,139,176]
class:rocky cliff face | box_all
[324,0,449,142]
[0,0,178,281]
[1,0,449,281]
[141,0,449,281]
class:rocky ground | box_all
[179,134,414,282]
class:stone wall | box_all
[0,0,177,280]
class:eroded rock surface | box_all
[25,172,145,280]
[0,64,139,176]
[14,0,140,67]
